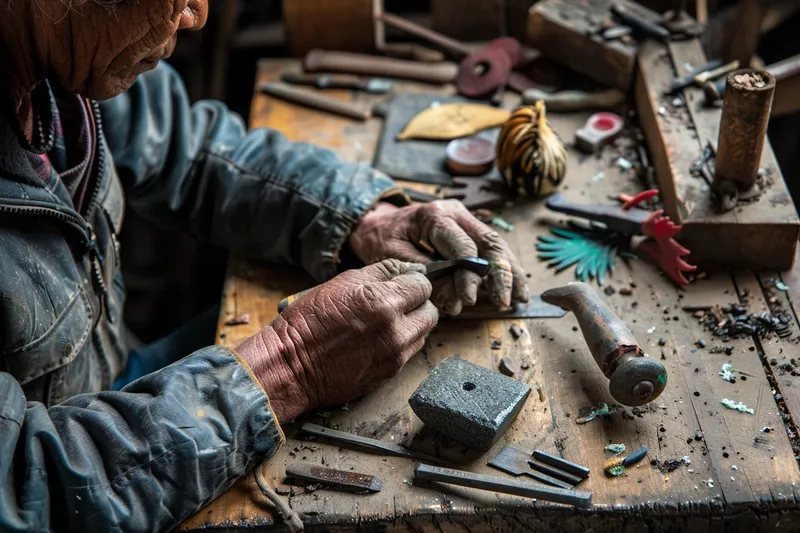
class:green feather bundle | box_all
[536,221,632,285]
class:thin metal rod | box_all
[533,450,591,479]
[300,423,449,464]
[414,464,593,508]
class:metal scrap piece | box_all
[285,464,383,493]
[415,464,593,509]
[299,423,449,464]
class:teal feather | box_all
[536,222,630,285]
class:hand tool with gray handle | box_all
[259,82,372,120]
[414,464,593,508]
[280,73,394,94]
[304,49,458,85]
[541,282,667,406]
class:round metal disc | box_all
[457,47,512,98]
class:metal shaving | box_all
[693,304,792,341]
[605,444,626,455]
[491,217,514,232]
[576,403,611,424]
[721,398,754,414]
[607,465,626,477]
[719,363,736,382]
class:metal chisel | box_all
[276,257,490,312]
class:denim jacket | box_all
[0,62,405,532]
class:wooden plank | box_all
[527,0,645,90]
[282,0,378,57]
[635,39,800,271]
[431,0,506,42]
[181,59,800,531]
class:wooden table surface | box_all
[181,59,800,532]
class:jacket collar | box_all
[0,82,82,212]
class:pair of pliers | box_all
[545,190,696,285]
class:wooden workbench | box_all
[181,59,800,532]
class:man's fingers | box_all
[384,271,433,313]
[358,258,426,282]
[398,300,439,362]
[386,240,434,265]
[431,279,464,316]
[453,213,531,307]
[429,217,479,260]
[428,217,481,305]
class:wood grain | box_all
[180,59,800,532]
[527,0,643,90]
[635,39,800,271]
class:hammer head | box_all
[409,357,531,452]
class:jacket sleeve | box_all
[0,346,284,533]
[98,62,408,282]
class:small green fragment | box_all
[316,411,332,418]
[608,465,626,476]
[576,403,610,424]
[491,217,514,232]
[605,444,626,455]
[592,171,605,182]
[776,280,789,291]
[719,363,735,382]
[721,398,754,414]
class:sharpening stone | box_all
[408,357,531,452]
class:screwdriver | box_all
[277,257,491,312]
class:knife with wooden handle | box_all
[304,49,458,85]
[259,82,372,121]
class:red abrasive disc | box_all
[485,37,524,67]
[456,47,512,98]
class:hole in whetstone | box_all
[463,382,476,391]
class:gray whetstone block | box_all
[409,357,531,452]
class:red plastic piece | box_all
[620,189,696,286]
[621,189,659,210]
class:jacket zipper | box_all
[0,100,111,317]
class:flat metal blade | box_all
[285,464,383,493]
[488,446,573,489]
[448,296,567,320]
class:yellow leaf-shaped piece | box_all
[397,103,511,141]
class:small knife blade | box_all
[285,464,383,493]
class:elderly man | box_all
[0,0,529,531]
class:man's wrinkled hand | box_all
[348,200,530,315]
[235,259,439,423]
